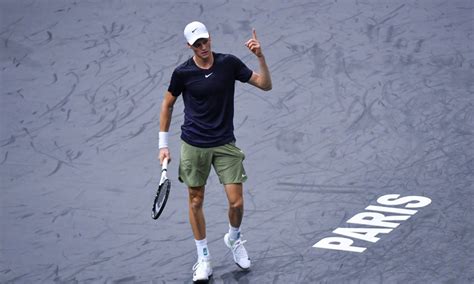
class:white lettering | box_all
[313,237,366,253]
[366,205,418,215]
[333,227,393,243]
[377,194,432,208]
[313,194,431,253]
[347,212,410,228]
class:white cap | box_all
[184,21,209,45]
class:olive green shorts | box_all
[179,140,247,187]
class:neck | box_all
[193,52,214,69]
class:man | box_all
[158,21,272,282]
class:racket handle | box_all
[159,158,169,183]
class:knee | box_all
[190,197,203,211]
[189,187,204,211]
[229,197,243,210]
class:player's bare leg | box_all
[224,183,250,270]
[188,186,206,240]
[189,186,213,281]
[224,183,244,227]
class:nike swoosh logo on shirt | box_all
[205,73,213,78]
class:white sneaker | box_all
[192,259,213,282]
[224,233,251,270]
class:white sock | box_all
[195,238,210,261]
[229,225,241,241]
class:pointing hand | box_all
[245,29,263,57]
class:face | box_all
[189,37,211,59]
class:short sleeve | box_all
[167,69,184,97]
[231,55,253,83]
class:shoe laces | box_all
[192,259,208,272]
[231,238,248,258]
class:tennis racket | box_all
[151,158,171,220]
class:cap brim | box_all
[187,32,209,45]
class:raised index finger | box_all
[252,28,257,40]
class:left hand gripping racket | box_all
[152,158,171,220]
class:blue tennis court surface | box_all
[1,1,473,283]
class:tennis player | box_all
[158,21,272,282]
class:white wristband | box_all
[159,132,169,149]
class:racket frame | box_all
[151,158,171,220]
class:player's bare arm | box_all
[158,91,177,164]
[245,29,272,91]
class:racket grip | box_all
[162,158,169,170]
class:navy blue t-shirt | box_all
[168,52,253,147]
